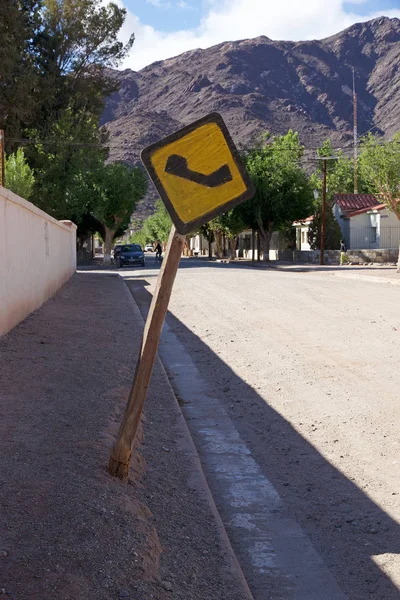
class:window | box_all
[370,227,377,244]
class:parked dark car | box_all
[117,244,145,268]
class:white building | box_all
[293,216,313,251]
[334,194,400,250]
[294,195,400,251]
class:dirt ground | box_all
[130,260,400,599]
[0,273,250,600]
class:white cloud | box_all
[117,0,400,71]
[145,0,170,7]
[176,0,196,10]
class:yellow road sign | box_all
[141,112,254,234]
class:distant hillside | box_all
[101,16,400,221]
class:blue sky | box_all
[125,0,201,32]
[119,0,400,70]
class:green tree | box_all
[0,1,43,143]
[358,133,400,215]
[310,139,371,201]
[310,140,354,200]
[220,207,246,259]
[29,107,108,220]
[5,148,35,199]
[89,163,147,264]
[207,216,226,258]
[197,223,214,259]
[358,132,400,270]
[307,207,342,251]
[245,130,313,260]
[141,200,172,245]
[205,207,246,259]
[34,0,134,130]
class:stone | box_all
[162,581,173,592]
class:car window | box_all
[121,244,142,252]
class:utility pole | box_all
[0,130,5,187]
[320,158,327,265]
[352,68,358,194]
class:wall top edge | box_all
[0,186,77,233]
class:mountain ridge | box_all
[101,16,400,220]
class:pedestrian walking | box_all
[340,239,347,265]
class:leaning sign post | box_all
[109,112,254,480]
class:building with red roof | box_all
[294,194,400,251]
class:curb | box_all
[331,271,400,286]
[120,277,255,600]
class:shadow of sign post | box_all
[109,112,254,480]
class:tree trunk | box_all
[229,236,237,260]
[104,226,116,265]
[258,222,273,261]
[208,233,213,260]
[214,230,223,258]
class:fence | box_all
[349,226,400,250]
[0,186,76,337]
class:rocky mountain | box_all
[101,16,400,220]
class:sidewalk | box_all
[0,273,251,600]
[205,256,400,285]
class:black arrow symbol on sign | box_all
[165,154,233,188]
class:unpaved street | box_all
[124,259,400,599]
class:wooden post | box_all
[320,159,327,265]
[109,226,185,480]
[0,130,5,187]
[251,229,255,262]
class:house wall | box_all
[295,226,311,251]
[271,249,398,264]
[189,234,217,255]
[349,208,400,250]
[380,209,400,249]
[0,186,77,337]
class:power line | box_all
[5,135,398,152]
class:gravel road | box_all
[125,258,400,599]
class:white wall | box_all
[349,207,400,249]
[0,186,76,337]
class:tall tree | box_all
[245,130,313,260]
[132,200,172,247]
[35,0,134,130]
[0,0,134,146]
[0,1,43,143]
[220,207,246,260]
[89,163,147,264]
[358,132,400,270]
[309,139,365,252]
[307,206,342,251]
[310,139,371,200]
[199,223,214,260]
[29,106,108,220]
